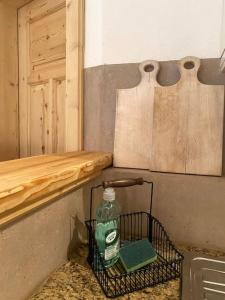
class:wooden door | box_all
[19,0,84,157]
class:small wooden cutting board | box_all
[114,60,160,169]
[151,56,224,175]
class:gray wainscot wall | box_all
[84,58,225,251]
[0,188,90,300]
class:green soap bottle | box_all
[95,187,121,268]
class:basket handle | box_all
[89,177,153,221]
[103,177,144,189]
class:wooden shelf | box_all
[0,151,112,228]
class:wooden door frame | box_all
[18,0,84,157]
[66,0,84,152]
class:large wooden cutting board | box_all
[114,60,160,169]
[151,56,224,175]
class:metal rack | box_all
[85,177,184,298]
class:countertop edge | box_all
[0,151,112,228]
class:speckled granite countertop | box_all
[29,244,180,300]
[29,245,225,300]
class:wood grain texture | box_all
[0,151,112,227]
[19,0,84,157]
[18,3,30,157]
[151,56,224,175]
[65,0,84,151]
[114,60,160,169]
[19,0,66,157]
[0,0,32,8]
[0,3,19,161]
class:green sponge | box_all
[119,239,157,273]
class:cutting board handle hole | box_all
[144,64,154,72]
[183,61,195,70]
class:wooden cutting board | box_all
[151,56,224,175]
[114,60,160,169]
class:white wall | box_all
[85,0,224,67]
[85,0,103,67]
[221,0,225,51]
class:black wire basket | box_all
[85,178,184,298]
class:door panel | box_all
[30,7,66,64]
[28,0,65,20]
[30,84,47,155]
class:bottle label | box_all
[104,228,119,261]
[106,230,117,244]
